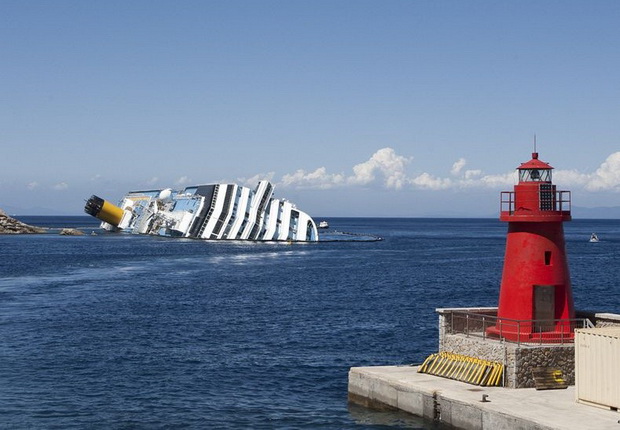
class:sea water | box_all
[1,217,619,429]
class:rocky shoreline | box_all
[0,209,45,234]
[0,210,84,235]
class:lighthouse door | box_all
[534,285,555,332]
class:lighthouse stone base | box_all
[437,307,620,389]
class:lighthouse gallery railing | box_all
[448,311,592,346]
[500,189,571,215]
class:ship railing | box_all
[448,311,591,346]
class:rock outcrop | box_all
[0,209,46,234]
[59,228,84,236]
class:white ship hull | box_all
[85,180,319,242]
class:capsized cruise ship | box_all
[85,180,319,242]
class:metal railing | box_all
[500,190,571,214]
[448,311,593,346]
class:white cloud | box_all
[53,182,68,191]
[411,173,453,190]
[238,172,276,188]
[27,181,39,190]
[477,172,517,188]
[346,150,512,191]
[546,152,620,192]
[451,158,467,176]
[145,177,159,186]
[348,147,412,189]
[464,169,483,180]
[445,157,485,187]
[174,176,192,186]
[278,147,410,190]
[411,152,620,192]
[272,148,620,194]
[584,152,620,192]
[553,169,590,187]
[281,167,345,189]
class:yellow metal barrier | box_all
[417,352,504,387]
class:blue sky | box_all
[2,1,619,216]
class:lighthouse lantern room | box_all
[487,152,575,342]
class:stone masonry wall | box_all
[514,345,575,388]
[438,308,578,389]
[439,332,575,388]
[439,333,516,387]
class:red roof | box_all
[517,152,553,170]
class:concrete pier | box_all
[348,365,620,430]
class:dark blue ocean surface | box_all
[1,217,619,429]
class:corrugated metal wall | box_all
[575,327,620,409]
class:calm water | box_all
[1,217,619,429]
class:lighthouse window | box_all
[520,169,552,182]
[544,251,552,266]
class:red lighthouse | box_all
[488,152,575,342]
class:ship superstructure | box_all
[85,180,318,242]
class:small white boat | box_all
[589,233,599,243]
[319,221,329,229]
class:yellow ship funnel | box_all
[84,195,125,227]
